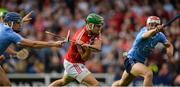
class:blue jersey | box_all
[0,23,23,55]
[127,27,168,63]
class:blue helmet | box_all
[4,12,22,23]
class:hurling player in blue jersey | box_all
[112,16,174,86]
[0,9,33,61]
[0,9,16,60]
[0,12,66,86]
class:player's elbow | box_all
[166,42,174,50]
[166,44,174,57]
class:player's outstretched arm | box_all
[18,39,65,48]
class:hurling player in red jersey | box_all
[49,13,104,87]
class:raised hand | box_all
[63,29,71,43]
[22,11,33,22]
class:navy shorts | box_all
[124,58,143,74]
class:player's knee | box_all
[59,79,67,86]
[86,80,100,86]
[112,81,120,87]
[49,79,67,86]
[144,70,153,79]
[92,81,100,86]
[7,81,11,86]
[1,81,11,86]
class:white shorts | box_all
[63,59,91,83]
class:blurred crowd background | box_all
[0,0,180,86]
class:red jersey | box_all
[66,27,98,63]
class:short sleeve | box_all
[159,32,168,44]
[136,28,147,42]
[9,32,24,44]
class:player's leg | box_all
[112,70,135,87]
[81,73,100,86]
[130,63,153,86]
[49,59,76,87]
[112,58,136,86]
[48,75,75,87]
[0,66,11,86]
[70,63,100,86]
[62,59,100,86]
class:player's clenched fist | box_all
[156,24,164,32]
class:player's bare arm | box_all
[80,46,91,61]
[5,47,17,55]
[142,29,158,39]
[164,41,174,62]
[76,43,92,60]
[77,39,101,60]
[81,48,91,61]
[83,38,102,52]
[18,39,65,48]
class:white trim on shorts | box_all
[63,59,91,83]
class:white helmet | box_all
[146,16,161,25]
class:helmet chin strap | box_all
[91,24,94,30]
[4,22,14,29]
[87,24,100,37]
[10,22,21,33]
[10,22,13,28]
[87,23,94,30]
